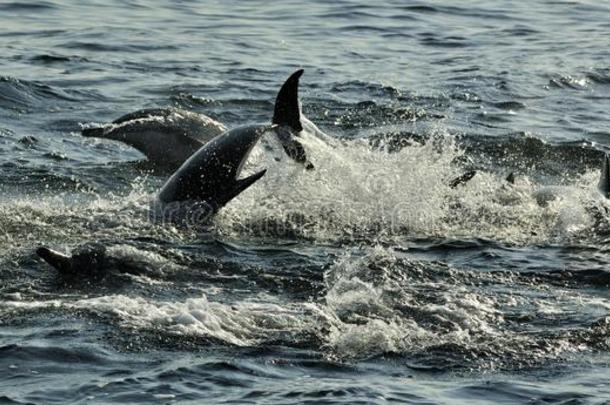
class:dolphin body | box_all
[82,108,227,171]
[36,243,128,279]
[154,123,273,219]
[37,244,105,277]
[36,243,167,279]
[82,70,313,171]
[151,69,321,219]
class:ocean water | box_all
[2,0,610,403]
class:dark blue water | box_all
[3,1,610,403]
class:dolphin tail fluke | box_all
[273,69,304,132]
[81,127,106,138]
[598,153,610,199]
[36,247,72,273]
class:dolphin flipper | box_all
[223,169,268,207]
[598,153,610,199]
[275,128,314,170]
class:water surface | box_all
[2,1,610,403]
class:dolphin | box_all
[37,243,109,277]
[500,153,610,201]
[82,108,227,171]
[448,170,516,189]
[36,243,163,278]
[446,153,610,206]
[151,123,274,224]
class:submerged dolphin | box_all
[37,243,113,277]
[36,243,165,278]
[82,70,314,171]
[448,170,477,189]
[82,108,227,171]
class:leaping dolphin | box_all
[153,124,277,220]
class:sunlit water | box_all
[2,1,610,403]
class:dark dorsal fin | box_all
[598,153,610,199]
[506,172,515,184]
[273,69,304,132]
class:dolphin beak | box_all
[36,247,73,273]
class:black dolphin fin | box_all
[218,169,267,208]
[449,170,477,189]
[598,153,610,199]
[36,247,73,273]
[272,69,314,170]
[506,172,515,184]
[273,69,304,132]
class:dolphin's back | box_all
[110,108,227,142]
